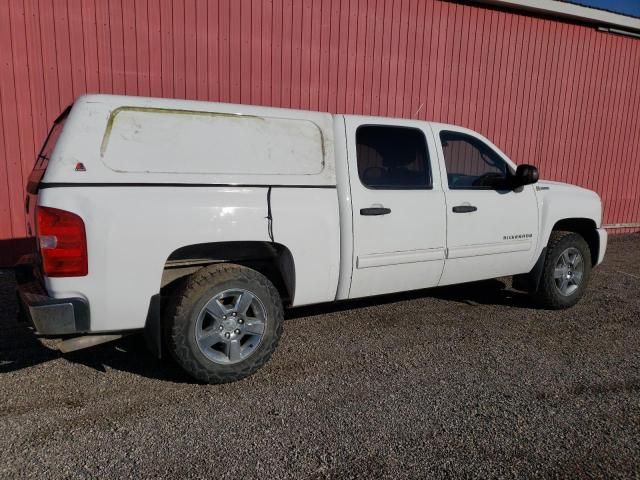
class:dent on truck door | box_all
[344,117,447,298]
[436,129,539,286]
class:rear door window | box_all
[356,125,432,189]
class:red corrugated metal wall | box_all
[1,0,639,264]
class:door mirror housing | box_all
[512,164,539,188]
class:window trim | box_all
[355,124,434,191]
[439,130,513,191]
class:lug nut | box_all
[232,312,237,317]
[223,315,227,320]
[219,325,224,331]
[238,318,244,324]
[225,332,230,339]
[234,329,241,335]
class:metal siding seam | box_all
[318,0,330,111]
[247,0,256,104]
[617,41,639,226]
[614,35,637,223]
[108,0,125,94]
[0,4,13,243]
[172,0,185,99]
[229,0,241,103]
[421,0,435,121]
[356,0,369,115]
[94,0,112,93]
[10,0,36,188]
[408,0,423,118]
[603,37,623,223]
[567,25,588,187]
[377,0,391,116]
[184,0,198,100]
[361,0,375,116]
[438,2,452,123]
[347,0,359,114]
[282,0,293,108]
[509,15,525,163]
[135,0,151,97]
[558,24,578,185]
[37,0,59,119]
[473,7,489,133]
[576,27,597,190]
[569,27,588,188]
[499,13,516,154]
[219,0,230,101]
[532,19,550,169]
[194,0,209,100]
[597,33,619,223]
[272,0,283,108]
[541,20,562,181]
[52,0,72,103]
[557,23,571,183]
[396,0,410,117]
[148,0,162,97]
[585,30,609,193]
[289,0,301,109]
[3,0,27,238]
[159,0,171,97]
[386,0,400,116]
[627,44,640,225]
[24,0,47,154]
[308,0,320,110]
[520,16,538,165]
[416,0,432,121]
[82,0,101,93]
[481,9,498,135]
[122,0,138,94]
[605,33,626,221]
[261,0,272,106]
[301,0,313,110]
[453,6,469,125]
[449,2,463,125]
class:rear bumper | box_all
[596,228,608,266]
[16,261,90,336]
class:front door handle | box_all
[452,205,477,213]
[360,207,391,216]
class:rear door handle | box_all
[452,205,477,213]
[360,207,391,216]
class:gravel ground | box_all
[1,234,639,479]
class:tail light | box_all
[37,206,88,277]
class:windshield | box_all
[27,106,71,194]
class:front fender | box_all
[535,181,602,255]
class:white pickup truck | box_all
[18,95,607,383]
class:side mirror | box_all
[512,164,539,188]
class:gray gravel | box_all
[1,234,639,479]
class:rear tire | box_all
[535,231,592,309]
[165,263,284,383]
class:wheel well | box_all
[161,241,295,305]
[552,218,599,266]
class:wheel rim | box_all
[553,247,584,296]
[194,288,267,365]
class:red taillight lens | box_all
[37,206,88,277]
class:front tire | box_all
[535,231,592,309]
[165,263,284,384]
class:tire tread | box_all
[165,263,284,384]
[535,231,591,309]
